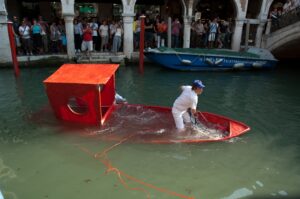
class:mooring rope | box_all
[76,134,195,199]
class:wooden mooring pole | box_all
[7,22,20,77]
[139,15,145,74]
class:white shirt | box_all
[90,22,99,36]
[195,23,205,34]
[115,27,122,37]
[110,24,116,35]
[74,23,83,35]
[99,25,109,37]
[172,86,198,112]
[19,25,30,39]
[209,22,219,33]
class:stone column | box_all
[122,13,135,59]
[0,0,11,64]
[231,19,244,51]
[183,16,192,48]
[255,20,266,48]
[168,17,172,48]
[63,14,75,59]
[244,20,250,50]
[265,19,271,35]
[61,0,75,60]
[255,0,269,48]
[183,0,194,48]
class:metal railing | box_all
[271,6,300,32]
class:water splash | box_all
[256,180,264,187]
[221,187,253,199]
[80,105,232,143]
[0,159,16,182]
[186,121,226,140]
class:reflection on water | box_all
[0,64,299,199]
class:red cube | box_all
[43,64,119,125]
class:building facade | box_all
[0,0,289,64]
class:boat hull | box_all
[93,104,250,144]
[144,48,277,71]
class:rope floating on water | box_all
[76,135,195,199]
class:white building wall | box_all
[0,0,11,64]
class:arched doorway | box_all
[195,0,236,20]
[165,0,183,20]
[193,0,236,49]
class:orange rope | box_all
[78,140,151,199]
[76,135,195,199]
[94,135,135,159]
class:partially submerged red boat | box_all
[44,64,250,144]
[89,104,250,144]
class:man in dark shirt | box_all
[144,15,154,48]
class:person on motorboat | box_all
[172,80,205,131]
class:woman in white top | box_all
[19,20,33,55]
[99,20,109,52]
[112,22,123,53]
[172,80,205,131]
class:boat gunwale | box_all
[113,104,251,144]
[144,50,277,62]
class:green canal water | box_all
[0,63,299,199]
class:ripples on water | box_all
[0,65,299,199]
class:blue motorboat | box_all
[144,47,278,71]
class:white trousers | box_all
[172,108,191,130]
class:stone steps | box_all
[76,52,125,63]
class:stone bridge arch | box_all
[262,21,300,57]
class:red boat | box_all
[88,104,251,144]
[44,64,250,143]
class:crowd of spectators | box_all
[12,16,68,56]
[133,14,233,50]
[269,0,300,30]
[190,17,233,49]
[10,0,300,57]
[12,15,124,57]
[16,1,300,58]
[73,17,124,58]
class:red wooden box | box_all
[43,64,119,125]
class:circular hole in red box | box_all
[67,97,88,115]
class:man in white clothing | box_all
[172,80,205,131]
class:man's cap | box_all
[193,80,205,88]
